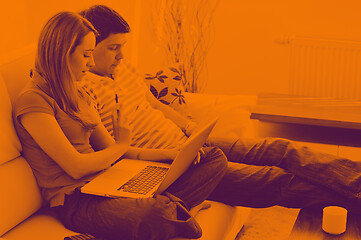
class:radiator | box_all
[279,36,361,100]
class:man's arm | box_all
[145,88,197,136]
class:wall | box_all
[3,1,361,96]
[206,0,361,95]
[0,0,138,64]
[136,0,361,95]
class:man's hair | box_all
[79,5,130,44]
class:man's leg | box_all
[208,161,361,213]
[207,137,361,200]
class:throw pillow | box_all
[144,66,190,117]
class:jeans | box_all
[207,137,361,213]
[55,147,228,240]
[55,137,361,239]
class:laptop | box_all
[81,118,218,198]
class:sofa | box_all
[0,44,257,240]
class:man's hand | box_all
[184,121,198,137]
[192,148,206,165]
[112,103,132,145]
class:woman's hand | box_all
[162,145,181,160]
[161,145,205,165]
[112,103,132,145]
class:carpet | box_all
[235,206,300,240]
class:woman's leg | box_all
[207,137,361,200]
[55,147,228,240]
[56,190,196,240]
[166,147,228,209]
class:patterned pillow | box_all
[144,66,190,117]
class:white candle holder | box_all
[322,206,347,235]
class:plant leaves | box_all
[158,87,169,98]
[173,75,181,81]
[145,76,155,80]
[181,98,186,104]
[169,67,180,74]
[171,92,178,97]
[159,99,170,105]
[157,75,168,83]
[150,85,158,98]
[159,75,168,79]
[156,70,164,76]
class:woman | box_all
[13,12,227,240]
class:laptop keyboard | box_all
[117,166,169,195]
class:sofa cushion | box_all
[0,74,22,165]
[2,211,76,240]
[0,157,42,236]
[173,203,251,240]
[2,201,250,240]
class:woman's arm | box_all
[20,112,129,180]
[107,102,179,162]
[89,122,116,151]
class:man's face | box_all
[90,33,128,77]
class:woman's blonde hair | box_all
[35,11,98,128]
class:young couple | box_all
[13,4,361,240]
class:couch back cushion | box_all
[0,74,22,164]
[0,44,42,236]
[0,43,35,103]
[0,44,35,165]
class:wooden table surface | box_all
[289,208,361,240]
[251,93,361,130]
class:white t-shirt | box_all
[79,63,188,149]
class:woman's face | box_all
[69,32,96,81]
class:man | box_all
[79,5,361,213]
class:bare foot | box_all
[189,201,212,217]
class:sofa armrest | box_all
[184,93,258,139]
[184,93,257,119]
